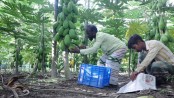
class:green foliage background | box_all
[0,0,174,74]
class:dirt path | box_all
[0,73,174,98]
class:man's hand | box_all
[69,46,80,53]
[130,71,139,81]
[79,45,86,49]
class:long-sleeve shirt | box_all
[80,32,127,55]
[135,40,174,72]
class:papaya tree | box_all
[51,0,59,78]
[54,0,79,79]
[137,0,174,52]
[0,0,53,75]
[0,0,28,74]
[94,0,128,38]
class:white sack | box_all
[117,73,157,93]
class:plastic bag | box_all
[117,73,157,93]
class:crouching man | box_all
[128,34,174,85]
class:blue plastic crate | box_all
[78,64,111,88]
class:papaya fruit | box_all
[152,14,158,23]
[72,39,80,45]
[69,21,76,29]
[54,33,61,41]
[160,34,168,43]
[69,29,76,39]
[67,1,73,12]
[60,40,65,51]
[39,48,43,55]
[58,12,65,21]
[58,26,64,35]
[63,19,69,29]
[166,31,174,42]
[155,32,160,40]
[63,28,69,36]
[68,44,77,51]
[64,34,71,46]
[149,28,156,38]
[63,5,69,16]
[67,13,73,20]
[72,16,77,23]
[72,4,78,15]
[159,16,166,31]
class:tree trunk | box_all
[63,51,72,80]
[15,39,20,74]
[82,0,90,63]
[51,41,58,77]
[51,0,59,78]
[41,17,46,75]
[82,29,89,64]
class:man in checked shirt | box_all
[128,34,174,85]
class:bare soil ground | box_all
[0,73,174,98]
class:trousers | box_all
[138,52,174,84]
[97,47,127,85]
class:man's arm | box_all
[69,35,104,54]
[138,51,147,64]
[135,45,162,72]
[80,40,102,55]
[80,34,104,55]
[130,43,162,81]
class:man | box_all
[128,34,174,85]
[70,24,127,86]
